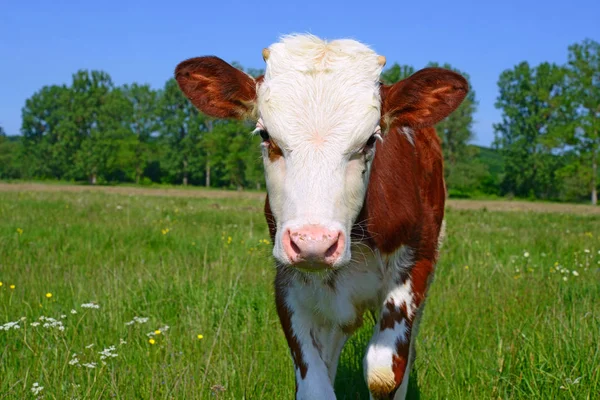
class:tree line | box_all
[494,39,599,204]
[0,39,598,203]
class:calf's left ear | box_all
[175,56,257,119]
[381,68,468,130]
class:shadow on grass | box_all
[334,316,421,399]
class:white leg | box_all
[276,277,347,400]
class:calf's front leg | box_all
[364,258,433,400]
[275,274,347,400]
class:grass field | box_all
[0,187,599,399]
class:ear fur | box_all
[175,56,257,119]
[381,68,468,130]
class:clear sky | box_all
[1,0,598,146]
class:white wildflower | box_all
[119,338,127,345]
[523,251,530,258]
[82,362,97,369]
[0,321,21,331]
[81,303,100,309]
[85,344,95,349]
[31,382,44,396]
[99,345,118,360]
[61,314,67,319]
[563,276,568,281]
[71,309,77,314]
[572,270,579,277]
[125,316,149,326]
[31,322,40,327]
[41,317,64,331]
[584,249,590,253]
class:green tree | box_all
[69,71,133,184]
[494,62,570,199]
[0,126,20,179]
[122,84,159,183]
[158,79,205,185]
[21,84,74,179]
[565,39,600,204]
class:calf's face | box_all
[175,36,468,270]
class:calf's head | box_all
[176,35,467,270]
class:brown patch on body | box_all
[264,196,277,241]
[380,300,409,331]
[267,139,283,162]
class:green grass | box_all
[0,190,598,399]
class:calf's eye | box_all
[365,134,377,147]
[258,129,270,142]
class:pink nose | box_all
[282,226,344,266]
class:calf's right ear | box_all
[175,56,257,119]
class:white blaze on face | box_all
[257,35,384,267]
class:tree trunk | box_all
[90,174,97,185]
[183,159,188,186]
[205,155,211,188]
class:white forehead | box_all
[257,35,384,150]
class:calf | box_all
[175,34,467,399]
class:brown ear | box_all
[381,68,468,129]
[175,56,257,119]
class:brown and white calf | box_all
[175,35,467,399]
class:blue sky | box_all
[1,0,598,146]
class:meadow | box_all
[0,187,598,399]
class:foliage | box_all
[0,128,20,179]
[565,39,600,204]
[494,39,600,203]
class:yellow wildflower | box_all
[227,236,232,244]
[10,284,15,290]
[161,228,170,235]
[46,293,52,298]
[0,282,3,286]
[16,228,23,235]
[464,265,469,270]
[197,334,204,340]
[154,330,161,335]
[148,339,156,345]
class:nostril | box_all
[324,236,340,258]
[289,237,302,255]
